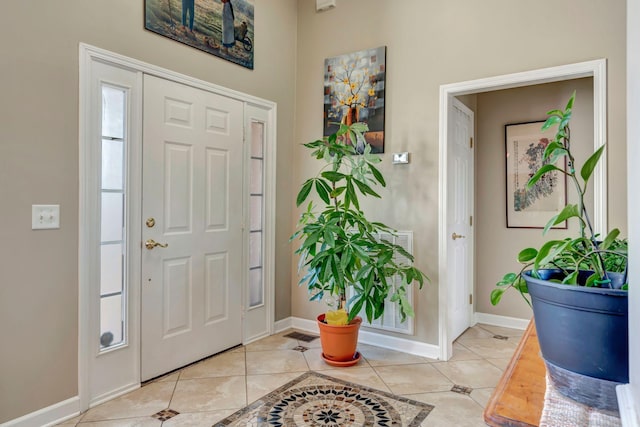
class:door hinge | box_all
[470,137,473,149]
[469,294,473,305]
[470,216,473,226]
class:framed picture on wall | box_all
[505,121,567,229]
[323,46,386,153]
[144,0,254,70]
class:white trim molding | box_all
[438,59,608,361]
[274,317,294,333]
[289,317,441,360]
[617,385,640,427]
[474,313,530,331]
[0,397,80,427]
[624,1,640,424]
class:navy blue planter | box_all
[523,269,628,411]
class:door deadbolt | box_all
[146,217,156,228]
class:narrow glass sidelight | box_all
[248,121,265,308]
[99,85,127,350]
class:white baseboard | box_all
[0,396,80,427]
[290,316,319,334]
[617,384,640,427]
[289,316,440,360]
[90,383,139,408]
[274,317,293,333]
[474,312,530,330]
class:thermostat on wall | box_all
[392,152,409,164]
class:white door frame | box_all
[438,59,608,360]
[79,43,277,410]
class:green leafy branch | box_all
[292,123,429,322]
[492,92,628,306]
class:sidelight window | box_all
[99,85,127,350]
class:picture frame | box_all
[505,121,567,229]
[323,46,386,153]
[144,0,254,70]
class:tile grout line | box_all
[164,368,181,418]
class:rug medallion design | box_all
[214,371,433,426]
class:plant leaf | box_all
[315,180,330,204]
[518,248,538,263]
[369,164,386,186]
[585,272,598,287]
[349,296,365,322]
[346,178,359,209]
[527,164,566,188]
[534,240,567,269]
[490,288,505,306]
[601,228,621,250]
[546,109,564,117]
[581,145,606,184]
[353,178,380,198]
[543,204,579,235]
[296,179,313,206]
[562,270,578,285]
[565,91,576,111]
[321,171,346,182]
[541,115,561,131]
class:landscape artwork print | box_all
[145,0,254,69]
[323,46,387,153]
[505,121,567,229]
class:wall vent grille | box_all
[351,231,415,336]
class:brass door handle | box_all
[145,239,168,250]
[452,232,466,240]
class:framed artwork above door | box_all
[144,0,254,69]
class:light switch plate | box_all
[32,205,60,230]
[392,152,409,164]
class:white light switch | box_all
[32,205,60,230]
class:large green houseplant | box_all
[292,122,429,363]
[491,91,628,411]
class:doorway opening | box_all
[438,59,608,360]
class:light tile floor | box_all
[58,324,523,427]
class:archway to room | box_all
[438,60,608,360]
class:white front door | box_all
[448,98,474,341]
[141,74,244,381]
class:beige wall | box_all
[293,0,626,344]
[0,0,630,422]
[474,79,595,318]
[0,1,297,422]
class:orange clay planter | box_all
[317,314,362,365]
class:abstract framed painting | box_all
[505,121,567,229]
[144,0,254,69]
[323,46,386,153]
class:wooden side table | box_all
[483,320,546,426]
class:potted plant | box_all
[292,122,429,366]
[491,91,628,411]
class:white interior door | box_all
[448,98,474,341]
[141,74,244,381]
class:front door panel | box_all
[141,75,243,381]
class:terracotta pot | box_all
[317,313,362,362]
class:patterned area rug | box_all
[213,371,433,426]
